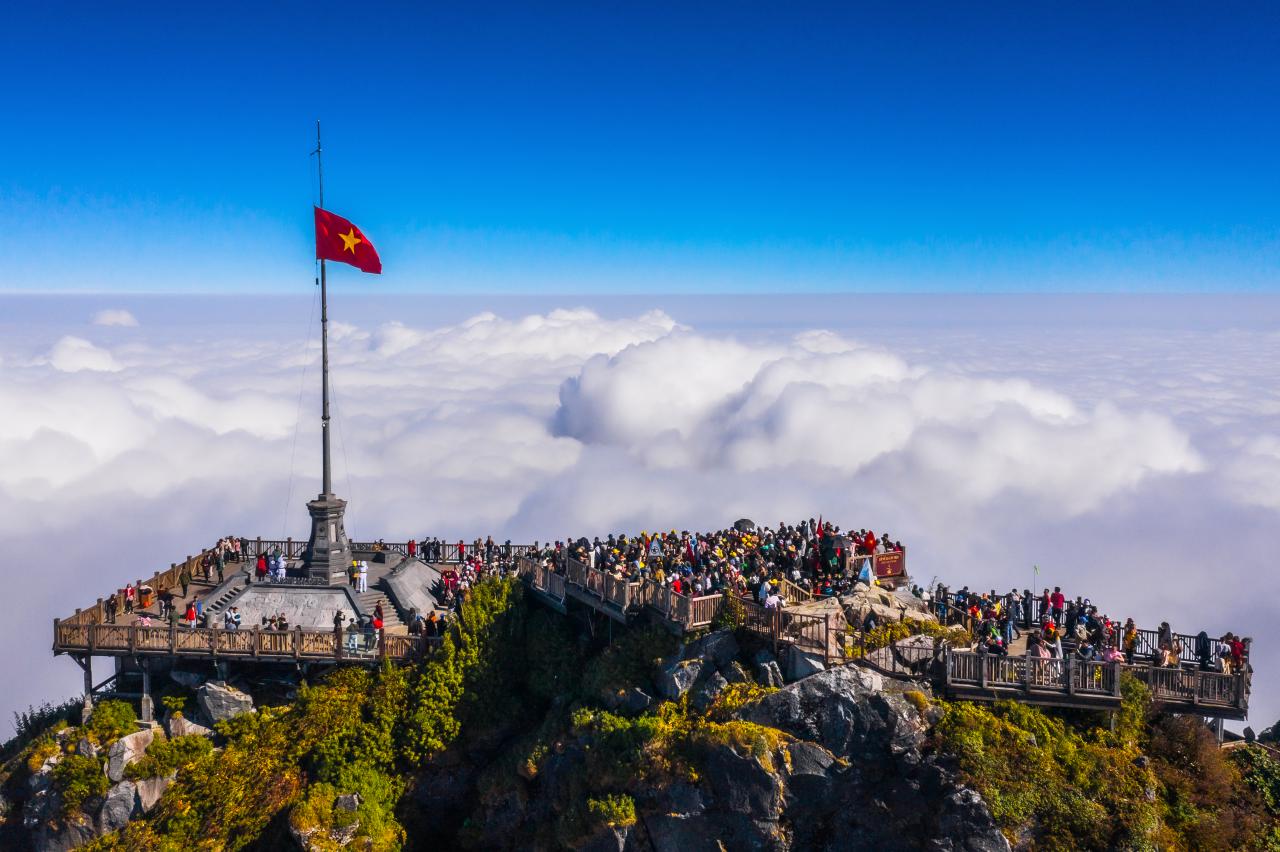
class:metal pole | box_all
[314,120,333,498]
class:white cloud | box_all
[0,299,1276,736]
[553,334,1201,515]
[93,308,139,327]
[46,336,122,372]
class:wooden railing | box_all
[777,578,814,605]
[944,649,1248,711]
[53,620,437,663]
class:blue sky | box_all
[2,2,1278,293]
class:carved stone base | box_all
[301,494,352,584]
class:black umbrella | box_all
[734,518,756,532]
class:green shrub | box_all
[712,591,747,631]
[903,690,930,713]
[87,699,137,744]
[53,753,109,814]
[707,682,777,720]
[587,793,636,828]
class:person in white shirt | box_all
[358,561,369,593]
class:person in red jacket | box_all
[1050,587,1065,623]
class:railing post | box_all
[1065,655,1075,695]
[169,622,177,654]
[1111,662,1122,697]
[294,626,303,661]
[129,624,137,654]
[979,653,988,689]
[252,626,260,658]
[87,622,96,654]
[287,537,293,558]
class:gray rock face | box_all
[96,781,140,834]
[656,658,707,701]
[723,661,752,684]
[135,773,176,813]
[197,680,254,724]
[755,659,784,688]
[335,792,361,812]
[107,728,155,783]
[786,646,827,680]
[75,737,98,759]
[691,671,729,712]
[683,629,739,668]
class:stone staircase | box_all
[201,583,247,624]
[357,588,405,634]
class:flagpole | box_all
[314,120,333,499]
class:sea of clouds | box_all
[0,294,1276,736]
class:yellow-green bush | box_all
[903,690,930,713]
[587,793,637,828]
[52,753,109,815]
[707,682,778,720]
[87,699,136,744]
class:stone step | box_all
[357,591,403,628]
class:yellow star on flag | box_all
[338,228,362,253]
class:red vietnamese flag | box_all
[314,206,381,274]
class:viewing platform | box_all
[53,535,1251,725]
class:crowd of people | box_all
[417,517,904,618]
[927,582,1249,674]
[87,522,1250,685]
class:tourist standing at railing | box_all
[1122,619,1138,663]
[179,565,192,598]
[106,593,119,624]
[124,583,135,614]
[1050,587,1065,625]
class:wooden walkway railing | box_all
[516,556,725,630]
[53,619,441,663]
[943,648,1249,718]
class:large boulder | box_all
[135,773,176,813]
[752,660,783,685]
[690,671,729,712]
[167,714,214,739]
[785,646,826,681]
[197,680,254,724]
[656,659,707,702]
[700,740,785,818]
[107,728,155,783]
[683,630,739,668]
[722,661,752,684]
[96,781,140,834]
[743,665,928,761]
